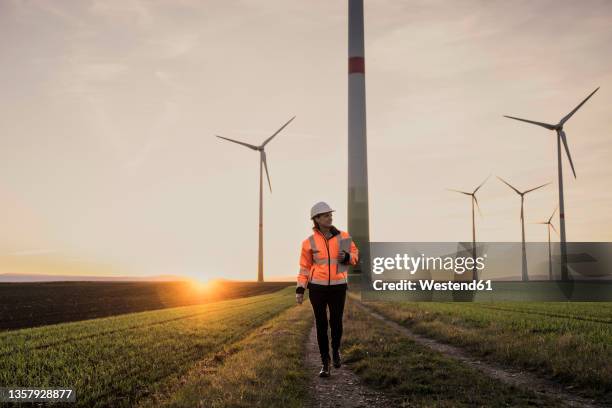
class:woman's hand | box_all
[337,250,348,263]
[296,293,304,305]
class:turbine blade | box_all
[559,130,577,178]
[447,188,472,196]
[261,116,296,147]
[524,181,551,194]
[261,151,272,193]
[548,207,558,223]
[497,176,521,195]
[473,174,491,194]
[560,87,600,126]
[550,223,559,236]
[473,195,483,217]
[503,115,556,130]
[216,135,258,150]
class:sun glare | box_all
[190,277,221,294]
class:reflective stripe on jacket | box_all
[296,225,359,292]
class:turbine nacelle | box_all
[497,176,550,221]
[503,87,599,180]
[536,208,559,236]
[448,174,490,217]
[215,116,296,193]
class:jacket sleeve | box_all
[348,238,359,266]
[296,239,312,294]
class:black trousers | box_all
[308,289,347,361]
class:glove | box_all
[296,293,304,305]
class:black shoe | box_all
[332,349,341,368]
[319,355,331,377]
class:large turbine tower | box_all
[504,87,599,281]
[348,0,371,280]
[216,116,295,282]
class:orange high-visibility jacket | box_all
[296,225,359,293]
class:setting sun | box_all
[189,277,223,295]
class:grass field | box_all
[361,299,612,405]
[0,286,301,407]
[0,281,290,331]
[1,281,610,407]
[342,296,563,407]
[138,295,313,408]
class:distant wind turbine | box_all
[536,208,558,281]
[448,174,490,280]
[497,177,550,281]
[216,116,296,282]
[504,87,599,281]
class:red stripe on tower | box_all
[349,57,365,74]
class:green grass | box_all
[360,298,612,405]
[342,296,563,407]
[138,297,313,408]
[0,286,297,407]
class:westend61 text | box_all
[372,279,493,291]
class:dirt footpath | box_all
[303,321,403,408]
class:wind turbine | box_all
[497,177,550,281]
[448,174,490,280]
[348,0,372,279]
[216,116,296,282]
[504,87,599,281]
[536,208,558,281]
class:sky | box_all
[1,0,611,281]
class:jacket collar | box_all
[313,225,341,238]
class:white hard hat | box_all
[310,201,335,219]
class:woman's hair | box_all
[312,217,319,229]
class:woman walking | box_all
[296,201,359,377]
